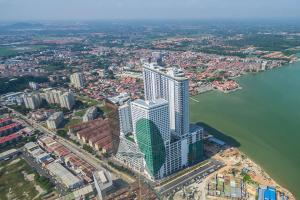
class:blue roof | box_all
[264,187,276,200]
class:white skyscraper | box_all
[70,72,84,89]
[130,99,169,179]
[143,63,189,138]
[116,62,204,181]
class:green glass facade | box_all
[136,118,166,176]
[188,140,204,165]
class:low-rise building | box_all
[75,118,113,153]
[64,153,95,183]
[93,170,113,200]
[83,106,98,122]
[0,117,12,127]
[106,92,130,107]
[0,122,22,136]
[258,186,277,200]
[0,148,20,161]
[24,142,40,153]
[0,133,22,147]
[46,162,84,190]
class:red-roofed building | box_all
[64,153,95,182]
[53,145,71,157]
[0,122,22,137]
[0,133,22,147]
[0,117,12,127]
[74,118,113,153]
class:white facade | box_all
[118,102,133,135]
[131,99,170,144]
[70,72,84,89]
[143,63,189,138]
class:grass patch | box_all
[74,109,87,117]
[0,158,43,200]
[76,96,102,107]
[0,46,47,57]
[0,47,18,57]
[64,118,82,129]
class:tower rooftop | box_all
[143,63,188,81]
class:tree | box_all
[57,129,67,138]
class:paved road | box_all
[159,159,224,196]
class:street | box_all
[158,159,224,196]
[6,106,135,183]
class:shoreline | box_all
[189,58,300,198]
[214,147,296,199]
[194,55,299,95]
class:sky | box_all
[0,0,299,21]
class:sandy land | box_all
[212,147,296,200]
[170,143,296,200]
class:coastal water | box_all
[190,60,300,198]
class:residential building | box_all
[151,51,164,66]
[130,98,170,179]
[43,89,63,104]
[143,63,189,139]
[60,92,75,110]
[70,72,84,89]
[0,117,12,127]
[23,93,42,109]
[46,112,64,130]
[118,102,132,135]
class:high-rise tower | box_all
[116,62,204,181]
[131,99,169,179]
[143,63,189,138]
[70,72,84,89]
